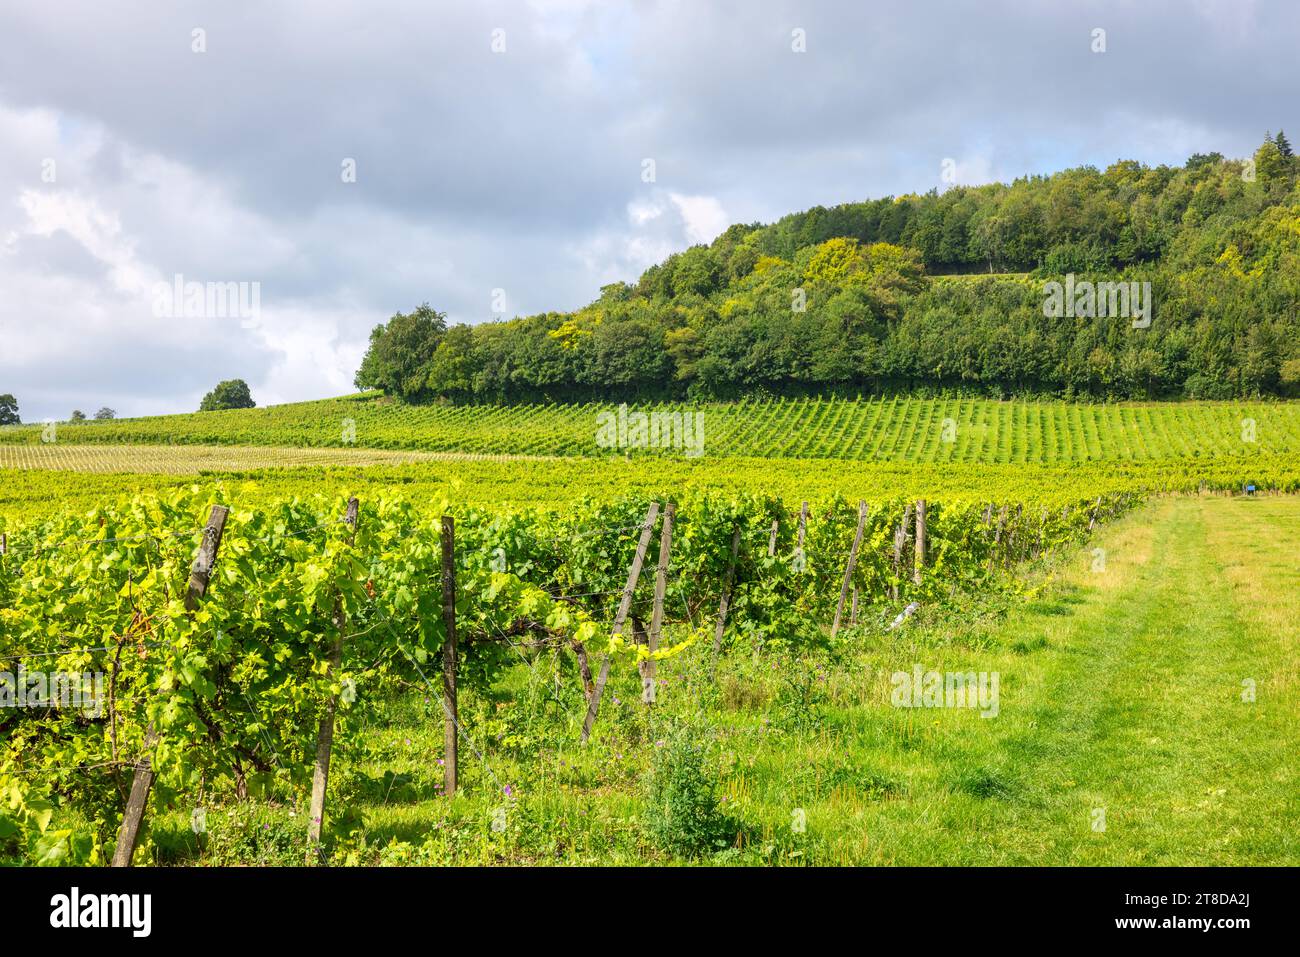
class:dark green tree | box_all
[0,394,18,425]
[199,379,256,411]
[354,304,447,399]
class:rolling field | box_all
[2,393,1296,868]
[3,394,1300,462]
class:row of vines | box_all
[0,485,1137,864]
[4,395,1300,461]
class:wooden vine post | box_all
[990,504,1008,570]
[642,502,674,705]
[891,503,912,600]
[581,502,659,743]
[767,519,779,557]
[306,496,359,863]
[796,502,808,560]
[711,525,742,673]
[1006,503,1023,567]
[831,500,867,637]
[440,515,458,796]
[913,499,927,585]
[112,504,229,868]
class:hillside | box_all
[352,141,1300,406]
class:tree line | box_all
[357,134,1300,403]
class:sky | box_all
[1,0,1295,421]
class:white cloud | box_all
[669,193,728,246]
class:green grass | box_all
[147,495,1298,865]
[3,394,1299,462]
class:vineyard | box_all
[0,443,548,474]
[0,483,1139,865]
[1,392,1297,867]
[4,454,1300,529]
[4,394,1300,462]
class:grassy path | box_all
[870,496,1298,864]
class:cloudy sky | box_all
[1,0,1294,421]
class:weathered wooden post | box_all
[767,518,779,557]
[582,503,658,743]
[891,503,912,600]
[307,497,359,863]
[711,525,741,672]
[912,499,927,585]
[440,514,458,796]
[832,500,867,637]
[113,504,229,868]
[642,503,674,705]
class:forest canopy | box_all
[357,136,1300,402]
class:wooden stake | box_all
[832,501,867,637]
[113,504,228,868]
[711,525,741,671]
[642,503,674,705]
[767,519,779,557]
[912,499,927,585]
[796,502,808,552]
[306,496,359,863]
[440,515,458,797]
[571,640,594,700]
[581,502,659,743]
[891,503,912,600]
